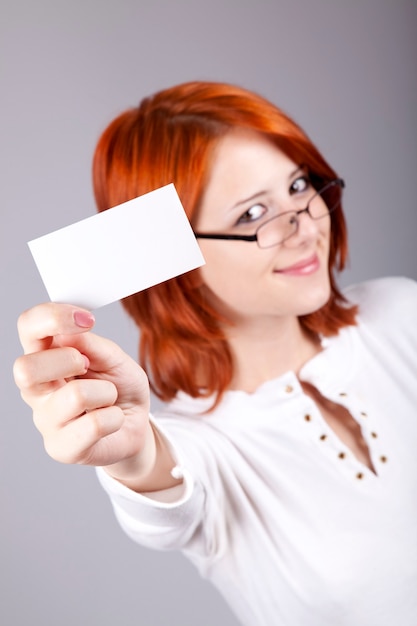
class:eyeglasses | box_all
[194,178,345,249]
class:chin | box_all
[296,279,332,317]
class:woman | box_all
[14,82,417,625]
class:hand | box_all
[13,303,153,475]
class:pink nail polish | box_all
[74,311,95,328]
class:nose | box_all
[284,207,321,247]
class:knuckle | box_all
[85,411,106,440]
[42,304,63,335]
[65,379,89,411]
[17,302,70,343]
[32,411,45,434]
[17,303,48,335]
[13,355,32,389]
[16,309,29,337]
[44,433,81,465]
[43,437,64,463]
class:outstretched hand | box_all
[13,303,156,478]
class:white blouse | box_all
[97,277,417,626]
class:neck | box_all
[225,315,321,393]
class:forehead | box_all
[211,127,295,170]
[200,129,298,208]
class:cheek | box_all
[199,244,262,284]
[198,246,261,301]
[323,218,332,243]
[199,253,240,294]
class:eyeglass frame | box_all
[193,177,345,249]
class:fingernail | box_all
[74,311,95,328]
[82,355,90,371]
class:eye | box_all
[290,175,311,195]
[236,203,267,224]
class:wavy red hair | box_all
[92,81,357,407]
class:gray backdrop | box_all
[1,1,416,625]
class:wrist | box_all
[103,421,182,493]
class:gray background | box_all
[1,1,416,625]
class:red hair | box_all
[92,81,357,407]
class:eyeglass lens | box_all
[257,181,342,248]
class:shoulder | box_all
[343,276,417,325]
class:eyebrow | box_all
[229,165,306,211]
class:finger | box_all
[13,347,89,393]
[57,331,131,374]
[44,406,125,465]
[32,378,118,432]
[17,302,95,354]
[56,333,150,406]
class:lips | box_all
[275,253,320,276]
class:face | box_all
[194,129,332,327]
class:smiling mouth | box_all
[275,253,320,276]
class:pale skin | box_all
[13,129,373,494]
[13,304,181,491]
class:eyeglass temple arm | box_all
[194,232,258,242]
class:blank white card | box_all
[28,184,205,309]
